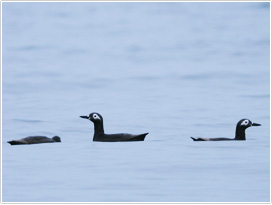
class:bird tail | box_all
[7,140,24,145]
[7,140,17,145]
[137,133,149,141]
[190,137,197,141]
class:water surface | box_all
[2,2,270,202]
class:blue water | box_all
[2,2,270,202]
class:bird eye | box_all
[241,120,249,126]
[93,114,100,120]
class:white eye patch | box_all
[92,114,101,120]
[241,120,249,126]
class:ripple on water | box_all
[13,119,44,123]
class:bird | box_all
[80,112,148,142]
[191,119,261,141]
[8,136,61,145]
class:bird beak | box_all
[80,115,89,119]
[252,123,261,126]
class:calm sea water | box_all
[2,2,270,202]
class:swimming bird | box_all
[8,136,61,145]
[191,119,261,141]
[80,112,148,142]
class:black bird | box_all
[8,136,61,145]
[191,119,261,141]
[80,112,148,142]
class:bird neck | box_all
[235,126,246,140]
[93,121,104,136]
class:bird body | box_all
[8,136,61,145]
[191,137,234,141]
[93,133,148,142]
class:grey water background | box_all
[2,2,270,202]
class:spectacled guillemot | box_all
[191,119,261,141]
[8,136,61,145]
[80,112,148,142]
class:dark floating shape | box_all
[191,119,261,141]
[8,136,61,145]
[80,112,148,142]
